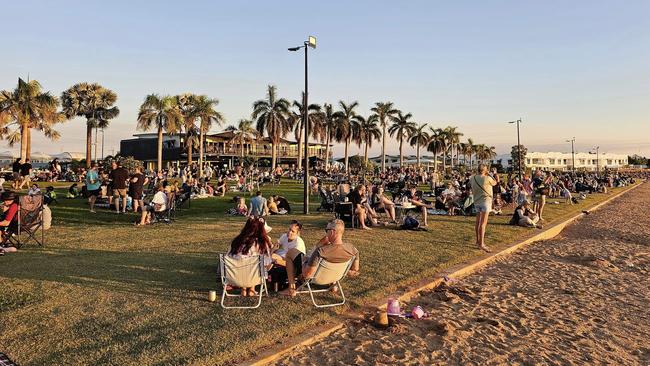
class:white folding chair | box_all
[219,254,269,309]
[295,256,355,308]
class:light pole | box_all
[589,146,600,175]
[508,118,523,179]
[566,137,575,172]
[100,128,105,161]
[289,36,317,215]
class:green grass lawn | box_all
[0,180,636,365]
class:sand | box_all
[272,182,650,366]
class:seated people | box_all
[234,197,248,216]
[228,217,273,296]
[0,191,19,255]
[67,183,80,198]
[371,186,398,224]
[560,182,573,205]
[249,191,268,217]
[137,184,167,226]
[269,220,306,289]
[406,186,433,226]
[510,200,542,228]
[272,195,291,214]
[348,185,377,230]
[283,219,359,297]
[28,184,41,196]
[215,176,227,197]
[44,186,58,205]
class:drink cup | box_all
[208,290,217,302]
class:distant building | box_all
[492,151,628,171]
[369,154,441,168]
[120,131,331,170]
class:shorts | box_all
[474,201,492,213]
[12,172,20,181]
[87,189,100,197]
[112,188,127,198]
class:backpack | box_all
[401,216,420,230]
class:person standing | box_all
[470,164,500,252]
[11,158,21,190]
[85,162,101,213]
[249,191,268,217]
[129,166,147,213]
[109,160,129,214]
[18,159,33,190]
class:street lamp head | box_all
[307,35,316,49]
[288,46,301,51]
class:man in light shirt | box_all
[269,221,306,290]
[137,184,167,226]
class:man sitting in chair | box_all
[136,184,167,226]
[282,219,359,297]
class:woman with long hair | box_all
[228,217,273,296]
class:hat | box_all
[1,191,16,201]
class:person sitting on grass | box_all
[348,185,377,230]
[282,219,359,297]
[28,184,41,196]
[137,184,167,226]
[233,197,248,216]
[559,182,573,205]
[44,186,57,205]
[406,185,433,226]
[0,191,19,255]
[269,220,306,290]
[272,195,291,214]
[215,176,227,197]
[509,200,542,228]
[67,183,79,198]
[228,217,273,296]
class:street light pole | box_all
[289,36,316,215]
[566,137,576,172]
[508,118,523,179]
[101,128,105,160]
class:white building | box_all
[493,151,628,171]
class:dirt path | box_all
[272,182,650,365]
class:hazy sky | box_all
[2,0,649,158]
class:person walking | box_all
[85,162,101,213]
[470,164,500,252]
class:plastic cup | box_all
[387,298,401,316]
[412,305,425,319]
[208,290,217,302]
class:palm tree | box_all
[137,94,182,172]
[334,101,359,173]
[175,94,199,166]
[193,95,224,177]
[466,138,475,169]
[319,103,341,170]
[388,111,416,168]
[292,94,322,169]
[352,114,381,165]
[0,78,64,162]
[442,126,463,168]
[474,144,497,164]
[252,85,291,169]
[226,119,259,160]
[370,102,398,172]
[426,127,445,172]
[61,82,119,168]
[409,123,430,167]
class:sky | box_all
[2,0,649,158]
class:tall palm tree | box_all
[193,95,224,177]
[474,144,497,164]
[252,85,291,169]
[61,82,119,168]
[388,111,416,168]
[292,94,322,169]
[442,126,463,168]
[352,114,381,165]
[0,78,64,162]
[175,94,199,166]
[226,119,259,160]
[466,138,475,169]
[319,103,341,170]
[426,127,445,172]
[137,94,182,172]
[409,123,430,167]
[334,101,359,173]
[370,102,398,172]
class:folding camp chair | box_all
[219,254,269,309]
[295,256,355,308]
[12,194,45,248]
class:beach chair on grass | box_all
[295,256,355,308]
[219,254,269,309]
[5,195,45,249]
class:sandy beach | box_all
[273,182,650,366]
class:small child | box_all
[44,186,58,205]
[28,184,41,196]
[235,197,247,216]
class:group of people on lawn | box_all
[227,217,360,297]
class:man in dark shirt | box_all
[129,166,147,213]
[11,158,21,189]
[109,160,130,213]
[18,159,33,190]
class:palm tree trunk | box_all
[416,143,421,167]
[433,151,438,172]
[86,122,92,168]
[324,129,331,170]
[296,129,303,170]
[157,126,163,172]
[399,138,404,168]
[20,124,28,162]
[344,138,350,173]
[381,124,386,172]
[364,140,369,164]
[443,146,447,171]
[271,141,277,169]
[26,127,32,162]
[240,137,245,161]
[199,130,204,178]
